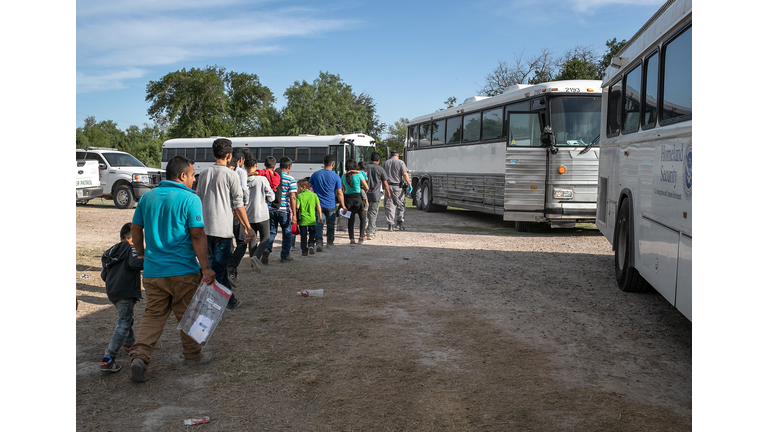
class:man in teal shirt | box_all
[129,155,217,383]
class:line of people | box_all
[97,139,413,382]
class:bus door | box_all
[504,111,546,222]
[328,145,343,176]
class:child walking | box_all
[100,222,144,372]
[296,179,322,256]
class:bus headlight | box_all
[553,188,573,200]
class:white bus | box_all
[404,80,603,231]
[595,0,692,320]
[160,133,379,180]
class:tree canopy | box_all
[282,71,383,138]
[480,39,628,96]
[145,65,274,139]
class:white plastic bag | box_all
[177,280,232,344]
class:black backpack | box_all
[270,175,284,209]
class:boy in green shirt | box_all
[296,179,322,256]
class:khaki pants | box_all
[130,272,204,364]
[384,185,405,226]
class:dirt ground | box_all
[76,200,691,431]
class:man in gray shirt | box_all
[381,150,411,231]
[364,152,391,239]
[195,138,254,310]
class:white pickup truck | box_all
[75,147,165,209]
[76,159,103,203]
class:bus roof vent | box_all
[503,84,532,94]
[462,96,489,105]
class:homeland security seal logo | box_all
[683,142,692,200]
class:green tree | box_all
[282,71,372,136]
[381,117,408,154]
[599,38,628,76]
[145,65,274,139]
[555,58,600,80]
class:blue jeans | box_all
[207,236,238,306]
[268,210,293,259]
[105,298,137,358]
[316,207,337,246]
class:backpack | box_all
[270,175,284,209]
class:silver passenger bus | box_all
[404,80,602,231]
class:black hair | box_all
[244,151,258,169]
[279,156,293,170]
[323,154,336,167]
[264,156,276,169]
[358,161,366,170]
[344,159,358,189]
[166,155,193,181]
[370,152,380,162]
[212,138,233,159]
[232,148,247,161]
[120,222,132,241]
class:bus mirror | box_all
[541,126,558,155]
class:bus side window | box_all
[462,112,481,143]
[660,24,692,124]
[432,120,446,146]
[622,64,642,134]
[446,116,462,144]
[643,51,659,128]
[419,124,431,147]
[607,81,622,137]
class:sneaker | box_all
[358,237,365,244]
[309,246,315,255]
[249,256,262,274]
[261,251,270,265]
[397,222,406,231]
[227,298,243,310]
[327,242,334,247]
[302,251,309,257]
[280,256,294,263]
[124,345,132,356]
[130,358,149,382]
[387,225,394,232]
[316,244,323,252]
[349,239,356,245]
[183,352,214,366]
[227,268,238,287]
[100,355,121,373]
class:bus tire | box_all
[412,182,423,210]
[614,199,650,292]
[422,181,446,212]
[515,221,531,232]
[113,184,136,209]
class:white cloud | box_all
[76,68,147,93]
[76,2,353,92]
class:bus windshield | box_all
[549,97,601,146]
[102,152,145,167]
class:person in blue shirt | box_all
[309,154,347,249]
[128,155,217,383]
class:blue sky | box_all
[76,0,667,134]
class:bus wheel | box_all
[614,200,650,292]
[113,184,136,209]
[514,221,531,232]
[422,181,446,212]
[412,182,423,210]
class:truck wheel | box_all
[614,199,650,292]
[113,184,136,209]
[515,221,531,232]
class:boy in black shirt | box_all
[99,223,144,372]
